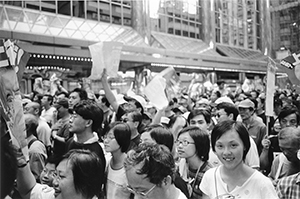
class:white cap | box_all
[215,96,234,105]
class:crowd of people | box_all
[1,73,300,199]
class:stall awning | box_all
[216,45,268,61]
[151,31,220,56]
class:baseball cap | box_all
[214,96,234,105]
[53,98,69,109]
[238,99,254,109]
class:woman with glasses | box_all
[176,126,212,199]
[200,120,278,199]
[103,122,132,199]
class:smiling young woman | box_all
[200,120,279,199]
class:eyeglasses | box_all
[127,184,156,197]
[175,139,195,146]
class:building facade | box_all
[0,0,272,93]
[270,0,300,57]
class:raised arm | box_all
[101,69,119,112]
[16,153,36,199]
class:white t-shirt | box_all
[200,167,279,199]
[106,161,131,199]
[30,183,54,199]
[177,189,188,199]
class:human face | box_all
[24,104,36,115]
[215,109,229,123]
[122,113,136,131]
[190,114,209,131]
[210,92,218,102]
[141,132,155,144]
[214,129,244,170]
[123,101,137,112]
[53,160,77,199]
[279,138,299,162]
[41,96,49,107]
[103,129,120,153]
[280,113,298,128]
[69,113,88,134]
[238,107,253,121]
[57,94,66,103]
[176,132,196,159]
[40,163,56,186]
[68,92,81,109]
[125,164,162,199]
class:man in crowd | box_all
[238,99,266,155]
[276,128,300,199]
[66,100,106,182]
[68,88,88,111]
[24,102,51,149]
[24,113,48,181]
[269,127,300,187]
[122,110,143,152]
[187,109,211,133]
[124,143,188,199]
[40,94,56,127]
[51,98,71,159]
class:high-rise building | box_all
[270,0,300,56]
[0,0,273,93]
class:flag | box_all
[280,51,300,93]
[0,39,29,160]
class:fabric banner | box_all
[0,39,29,159]
[265,58,276,116]
[89,41,123,79]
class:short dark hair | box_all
[124,143,176,185]
[177,126,210,161]
[278,105,300,124]
[101,96,110,108]
[187,109,211,124]
[56,91,69,98]
[71,88,88,101]
[24,113,38,137]
[43,94,53,105]
[62,149,104,198]
[107,122,131,153]
[217,102,239,121]
[147,126,174,152]
[211,120,250,161]
[73,100,103,132]
[128,111,143,129]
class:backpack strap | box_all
[28,137,38,148]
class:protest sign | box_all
[89,41,123,79]
[0,39,29,160]
[265,58,276,116]
[144,67,180,110]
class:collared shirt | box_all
[276,172,300,199]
